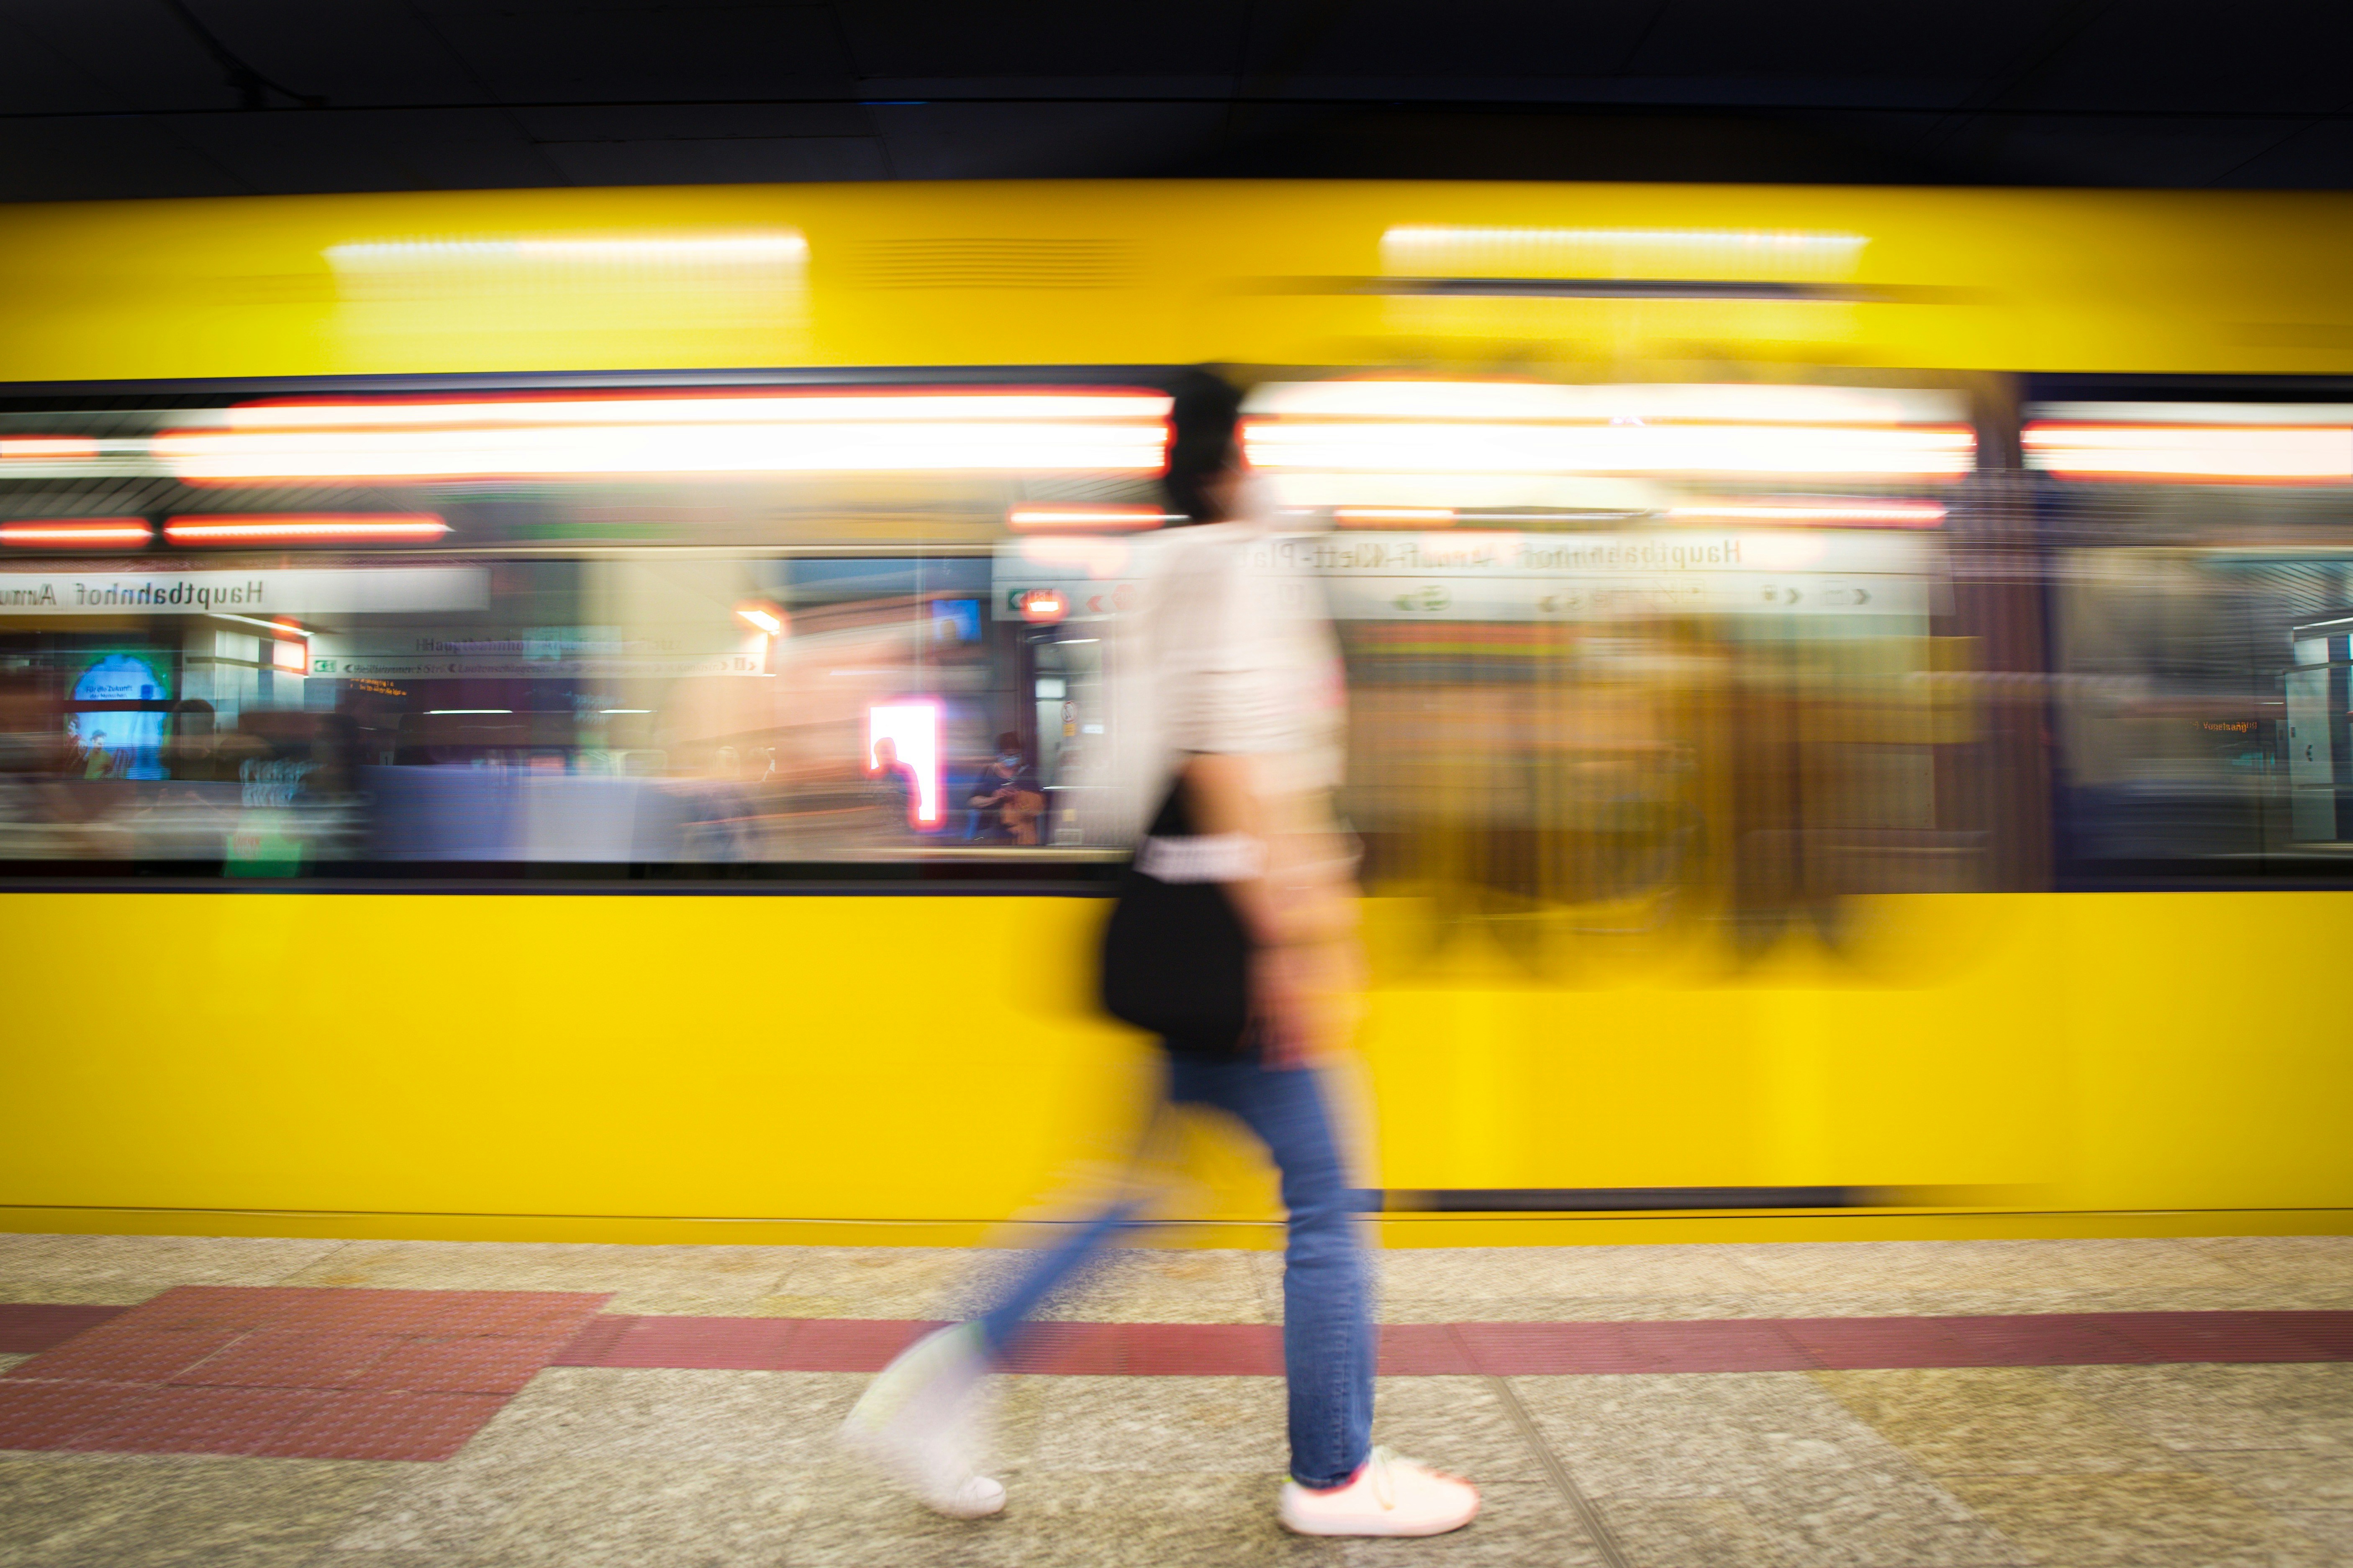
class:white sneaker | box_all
[1278,1447,1481,1537]
[838,1322,1006,1519]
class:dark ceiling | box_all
[6,1,2353,201]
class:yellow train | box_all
[2,179,2350,1248]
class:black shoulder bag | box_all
[1098,773,1256,1057]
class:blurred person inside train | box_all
[869,734,920,833]
[965,731,1044,844]
[839,370,1481,1539]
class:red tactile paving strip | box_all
[546,1309,2353,1376]
[8,1292,2352,1465]
[0,1286,606,1461]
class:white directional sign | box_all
[0,567,489,616]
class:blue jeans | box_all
[974,1055,1376,1489]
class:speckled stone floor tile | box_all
[792,1470,1348,1568]
[1377,1245,1768,1302]
[2189,1448,2353,1507]
[1332,1480,1601,1566]
[1945,1472,2336,1567]
[2182,1236,2353,1289]
[1369,1376,1547,1482]
[461,1367,862,1466]
[1813,1368,2184,1477]
[1713,1239,2258,1298]
[2277,1509,2353,1556]
[281,1240,795,1305]
[1010,1374,1292,1473]
[0,1234,343,1305]
[1509,1371,2025,1565]
[464,1458,810,1567]
[2048,1363,2353,1455]
[327,1368,864,1557]
[0,1450,402,1565]
[1594,1495,1796,1568]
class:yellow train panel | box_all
[2,890,2344,1246]
[6,182,2353,382]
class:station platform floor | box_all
[2,1231,2351,1566]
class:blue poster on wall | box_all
[70,652,168,780]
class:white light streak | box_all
[2023,422,2353,482]
[1245,418,1974,480]
[163,515,450,543]
[1665,501,1946,527]
[1006,504,1170,531]
[0,519,152,547]
[162,393,1172,480]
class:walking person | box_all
[839,371,1480,1539]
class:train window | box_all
[1238,378,1996,955]
[0,372,1993,921]
[0,382,1165,880]
[2030,400,2353,879]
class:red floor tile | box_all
[780,1319,941,1372]
[593,1316,797,1371]
[347,1337,566,1395]
[549,1314,634,1366]
[1611,1321,1819,1373]
[1005,1322,1130,1375]
[1122,1324,1283,1376]
[0,1304,128,1354]
[129,1287,324,1335]
[6,1329,242,1386]
[2096,1311,2337,1363]
[0,1381,149,1450]
[1943,1314,2162,1366]
[1452,1322,1627,1374]
[1781,1317,2009,1370]
[67,1386,326,1456]
[253,1390,508,1462]
[1378,1324,1480,1376]
[2265,1312,2353,1358]
[167,1329,400,1389]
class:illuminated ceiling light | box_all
[1244,418,1974,481]
[2022,422,2353,482]
[160,392,1172,480]
[736,604,785,636]
[0,518,152,548]
[326,231,809,269]
[427,709,511,715]
[1379,225,1869,280]
[0,436,102,461]
[163,513,450,544]
[1665,500,1946,527]
[1334,507,1456,529]
[1006,504,1169,532]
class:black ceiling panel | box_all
[2,0,2351,199]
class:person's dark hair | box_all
[995,730,1021,753]
[1162,367,1246,525]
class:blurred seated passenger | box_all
[965,732,1044,844]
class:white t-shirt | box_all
[1083,497,1346,843]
